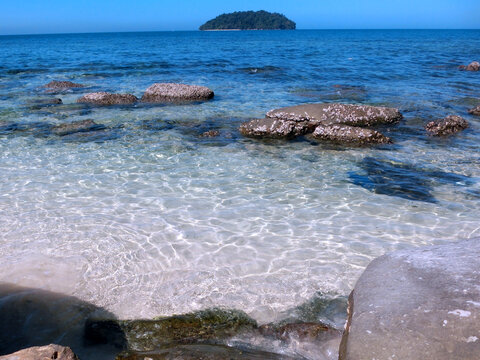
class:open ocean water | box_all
[0,29,480,357]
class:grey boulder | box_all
[77,92,138,105]
[0,344,79,360]
[141,83,214,102]
[311,124,392,145]
[339,238,480,360]
[425,115,468,136]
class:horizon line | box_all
[1,28,479,37]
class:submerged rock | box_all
[239,117,316,139]
[116,344,295,360]
[44,80,84,90]
[199,130,220,138]
[77,92,138,105]
[425,115,468,136]
[459,61,480,71]
[311,124,392,145]
[85,308,257,351]
[27,98,63,106]
[266,103,402,127]
[141,83,214,102]
[468,105,480,116]
[339,238,480,360]
[52,119,106,136]
[259,321,340,343]
[0,344,79,360]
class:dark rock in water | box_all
[200,130,220,138]
[44,80,84,90]
[28,98,63,106]
[259,321,340,343]
[116,344,295,360]
[0,344,79,360]
[459,61,480,71]
[425,115,468,136]
[349,157,473,203]
[85,308,257,352]
[141,83,214,102]
[52,119,106,136]
[266,103,402,127]
[311,124,392,145]
[468,105,480,116]
[339,238,480,360]
[239,117,316,139]
[77,92,138,105]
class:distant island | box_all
[199,10,296,31]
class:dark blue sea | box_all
[0,30,479,359]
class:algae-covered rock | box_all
[311,124,392,145]
[258,321,340,343]
[116,344,295,360]
[85,308,257,352]
[425,115,468,136]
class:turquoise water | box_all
[0,30,479,330]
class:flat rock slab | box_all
[0,344,79,360]
[266,103,402,127]
[141,83,214,102]
[425,115,468,136]
[311,124,392,145]
[339,238,480,360]
[77,92,138,105]
[239,117,316,139]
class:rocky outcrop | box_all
[44,80,84,90]
[52,119,105,136]
[266,103,402,127]
[425,115,468,136]
[0,344,78,360]
[459,61,480,71]
[339,238,480,360]
[77,92,138,105]
[468,105,480,116]
[240,103,401,143]
[141,83,214,102]
[311,124,392,145]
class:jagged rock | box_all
[0,344,78,360]
[116,344,295,360]
[44,80,84,90]
[239,117,316,139]
[266,103,402,127]
[468,105,480,116]
[425,115,468,136]
[339,238,480,360]
[199,130,220,138]
[459,61,480,71]
[77,92,138,105]
[141,83,214,102]
[311,124,392,145]
[52,119,105,136]
[85,308,257,352]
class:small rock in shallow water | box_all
[239,117,316,139]
[77,92,138,105]
[52,119,106,136]
[44,80,84,90]
[200,130,220,137]
[141,83,214,102]
[0,344,79,360]
[311,124,392,145]
[425,115,468,136]
[459,61,480,71]
[468,105,480,116]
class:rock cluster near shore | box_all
[240,103,401,144]
[339,238,480,360]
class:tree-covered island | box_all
[199,10,296,30]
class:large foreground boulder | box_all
[44,80,84,90]
[425,115,468,136]
[339,238,480,360]
[141,83,214,102]
[77,92,138,105]
[459,61,480,71]
[311,124,392,145]
[266,103,402,127]
[0,344,79,360]
[468,105,480,116]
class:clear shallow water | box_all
[0,30,480,329]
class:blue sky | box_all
[1,0,479,35]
